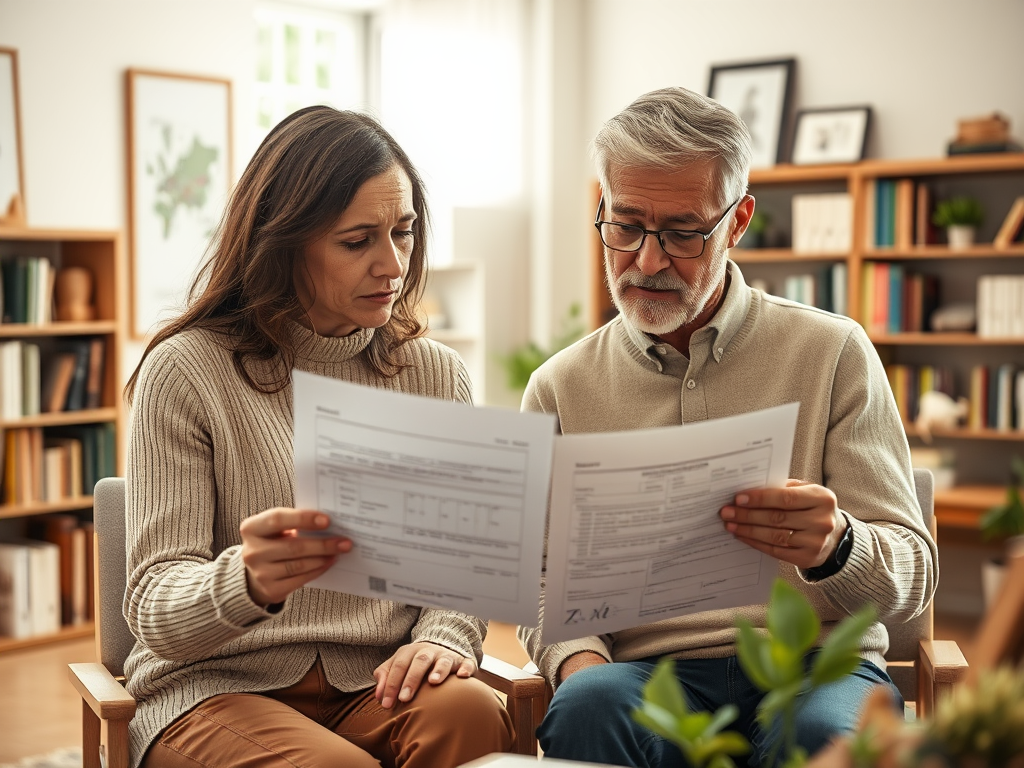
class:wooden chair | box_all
[68,477,547,767]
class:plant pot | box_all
[946,225,976,250]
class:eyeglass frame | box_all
[594,194,744,260]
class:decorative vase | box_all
[54,266,96,321]
[946,225,976,250]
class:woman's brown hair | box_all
[126,106,429,402]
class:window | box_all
[253,3,368,154]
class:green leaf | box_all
[631,705,680,743]
[704,704,740,736]
[708,731,752,756]
[680,711,712,741]
[756,681,805,729]
[735,620,775,691]
[642,658,687,717]
[780,745,809,768]
[766,579,821,655]
[768,638,804,686]
[811,605,877,687]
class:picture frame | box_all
[126,68,233,339]
[0,47,26,225]
[791,105,872,165]
[707,58,795,169]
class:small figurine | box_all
[915,390,969,443]
[54,266,95,321]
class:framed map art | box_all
[126,69,233,338]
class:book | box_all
[25,539,60,635]
[0,340,23,419]
[81,520,95,621]
[994,197,1024,248]
[947,140,1024,155]
[21,342,40,417]
[85,337,105,409]
[35,514,80,626]
[70,525,87,625]
[0,543,33,638]
[42,352,77,413]
[914,183,933,246]
[63,340,91,412]
[895,179,914,249]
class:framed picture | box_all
[791,105,872,165]
[708,58,794,169]
[0,47,26,224]
[126,69,233,339]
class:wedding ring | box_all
[787,529,795,546]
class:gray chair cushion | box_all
[94,476,135,677]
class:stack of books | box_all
[2,423,117,504]
[780,264,848,316]
[977,275,1024,338]
[967,364,1024,431]
[0,256,54,325]
[0,514,95,639]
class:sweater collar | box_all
[288,321,375,363]
[619,259,752,365]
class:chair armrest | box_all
[916,639,968,719]
[919,639,969,685]
[476,654,548,700]
[69,662,137,721]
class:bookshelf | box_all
[0,226,124,653]
[588,154,1024,531]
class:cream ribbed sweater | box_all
[518,261,939,690]
[123,323,478,767]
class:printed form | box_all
[541,403,800,643]
[292,370,556,627]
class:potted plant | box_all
[978,456,1024,607]
[931,196,984,249]
[740,210,770,249]
[499,302,585,392]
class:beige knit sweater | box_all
[518,261,939,690]
[123,323,479,767]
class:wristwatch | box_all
[805,516,854,581]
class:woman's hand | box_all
[719,479,848,570]
[374,641,477,709]
[240,508,352,607]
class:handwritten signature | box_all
[564,601,618,625]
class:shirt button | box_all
[686,379,696,389]
[717,347,724,356]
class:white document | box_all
[541,403,800,644]
[292,370,556,627]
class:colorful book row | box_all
[0,337,106,420]
[885,365,955,423]
[861,262,940,336]
[1,423,116,505]
[968,364,1024,432]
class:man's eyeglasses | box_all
[594,195,742,260]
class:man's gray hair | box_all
[591,87,753,207]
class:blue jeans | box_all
[537,655,902,768]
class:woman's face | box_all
[294,164,416,337]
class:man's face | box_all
[602,160,743,337]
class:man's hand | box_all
[240,508,352,607]
[557,651,609,684]
[719,479,848,570]
[374,642,476,709]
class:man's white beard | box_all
[605,257,721,335]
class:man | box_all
[518,87,937,767]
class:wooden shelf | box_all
[732,248,847,264]
[0,407,117,429]
[905,424,1024,441]
[872,333,1024,346]
[934,485,1006,531]
[0,320,117,337]
[0,622,94,654]
[0,496,95,520]
[864,245,1024,260]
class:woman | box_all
[122,106,513,768]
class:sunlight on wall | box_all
[377,0,526,263]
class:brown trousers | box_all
[140,659,514,768]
